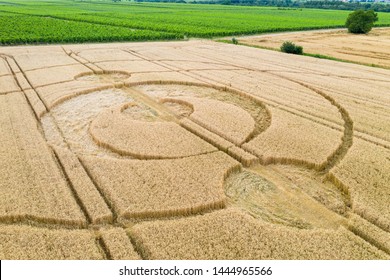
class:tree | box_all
[345,10,378,34]
[280,41,303,55]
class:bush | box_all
[345,10,378,34]
[280,41,303,55]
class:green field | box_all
[1,0,390,44]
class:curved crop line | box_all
[89,122,219,160]
[124,80,272,142]
[159,97,195,116]
[286,78,354,173]
[42,75,351,174]
[74,69,131,80]
[47,84,115,110]
[43,79,270,168]
[161,97,256,146]
[246,73,354,174]
[45,79,272,147]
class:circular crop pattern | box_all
[89,102,217,159]
[75,71,130,83]
[3,41,390,260]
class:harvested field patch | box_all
[42,89,134,157]
[238,28,390,69]
[272,165,350,215]
[225,167,346,229]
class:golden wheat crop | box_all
[227,146,259,167]
[132,82,271,134]
[2,56,19,74]
[81,152,240,220]
[348,214,390,255]
[180,118,234,152]
[1,40,389,260]
[126,71,202,85]
[0,57,10,75]
[99,228,140,260]
[329,139,390,231]
[0,75,19,94]
[52,147,113,224]
[164,60,237,71]
[90,104,217,159]
[179,119,258,167]
[0,225,104,260]
[25,64,90,88]
[243,107,342,169]
[130,208,388,260]
[37,80,113,109]
[10,48,77,71]
[96,60,167,74]
[14,73,30,91]
[278,71,390,144]
[239,28,390,68]
[163,97,255,145]
[181,44,389,144]
[0,92,86,226]
[75,48,141,62]
[24,88,47,118]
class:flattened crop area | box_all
[239,27,390,69]
[0,41,389,259]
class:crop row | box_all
[1,2,390,44]
[0,13,180,45]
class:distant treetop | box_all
[346,9,378,34]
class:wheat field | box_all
[239,28,390,69]
[0,38,389,259]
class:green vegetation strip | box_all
[1,0,390,44]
